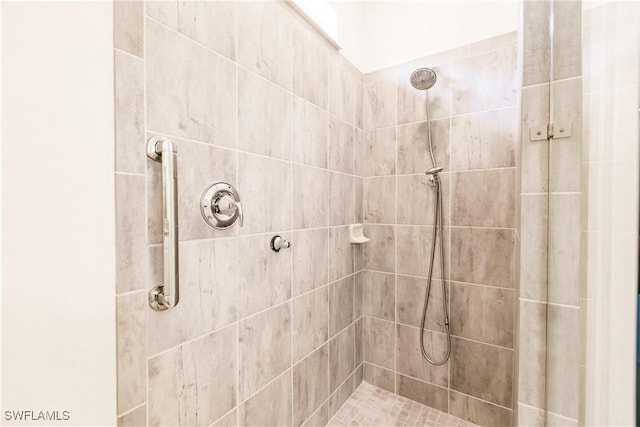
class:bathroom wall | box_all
[113,1,364,425]
[580,2,639,425]
[517,1,583,425]
[359,32,519,426]
[2,2,117,425]
[332,1,519,73]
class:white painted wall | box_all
[332,0,520,72]
[580,2,639,425]
[1,2,116,426]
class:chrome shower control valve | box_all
[200,182,243,229]
[270,235,290,252]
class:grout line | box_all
[114,171,145,177]
[114,46,143,61]
[116,401,145,419]
[146,128,360,179]
[146,13,357,130]
[209,406,236,427]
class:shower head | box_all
[410,67,437,90]
[426,166,444,175]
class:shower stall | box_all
[2,1,638,426]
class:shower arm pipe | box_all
[147,136,180,311]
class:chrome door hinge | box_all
[529,122,572,141]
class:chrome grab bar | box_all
[147,136,179,311]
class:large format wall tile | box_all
[395,324,448,387]
[147,239,237,355]
[239,371,292,427]
[549,194,580,306]
[146,19,236,147]
[212,410,237,427]
[396,374,448,413]
[115,0,143,57]
[552,0,581,80]
[238,303,291,401]
[396,275,445,331]
[115,51,144,174]
[292,287,329,362]
[329,56,358,125]
[148,326,237,427]
[450,227,515,288]
[237,1,292,89]
[363,176,396,224]
[292,229,329,296]
[117,404,146,427]
[397,173,450,226]
[329,172,355,226]
[363,363,396,393]
[452,45,517,115]
[396,225,448,278]
[363,317,395,370]
[329,373,356,419]
[518,300,546,408]
[363,127,396,177]
[116,174,145,293]
[146,137,237,243]
[550,78,582,192]
[546,305,579,419]
[363,225,396,273]
[146,1,236,60]
[116,291,146,414]
[522,0,551,86]
[364,78,397,130]
[451,107,517,171]
[451,169,516,227]
[293,345,330,427]
[329,117,355,175]
[520,195,548,301]
[363,271,395,321]
[238,153,292,235]
[293,27,329,110]
[292,97,329,168]
[520,84,550,193]
[450,337,514,407]
[449,391,512,426]
[330,276,355,337]
[397,119,450,174]
[330,324,356,392]
[329,226,354,281]
[398,63,451,124]
[237,233,291,318]
[450,282,514,347]
[238,69,292,160]
[293,164,328,229]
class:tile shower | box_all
[115,2,363,426]
[360,33,518,426]
[110,1,635,427]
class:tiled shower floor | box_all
[328,382,478,427]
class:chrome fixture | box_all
[147,136,180,311]
[200,182,243,229]
[410,68,451,365]
[410,67,437,90]
[270,235,291,252]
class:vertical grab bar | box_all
[147,136,179,311]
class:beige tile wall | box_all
[517,1,582,425]
[114,1,365,426]
[360,32,519,427]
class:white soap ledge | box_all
[349,223,370,244]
